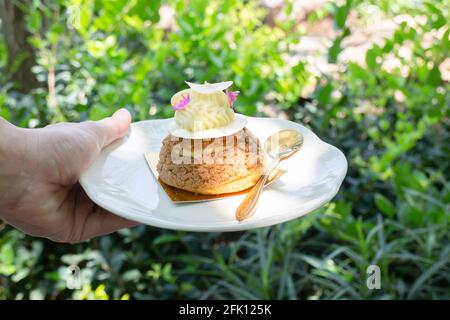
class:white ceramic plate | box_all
[79,117,347,232]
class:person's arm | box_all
[0,109,138,242]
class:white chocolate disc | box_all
[170,114,248,139]
[185,81,233,94]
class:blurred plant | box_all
[0,0,449,300]
[1,0,310,125]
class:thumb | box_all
[93,108,131,148]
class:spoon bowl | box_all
[264,129,304,160]
[235,129,304,221]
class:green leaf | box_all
[122,269,142,282]
[89,104,110,120]
[0,106,11,121]
[348,63,370,80]
[0,244,15,265]
[427,65,441,87]
[365,46,380,70]
[0,265,16,276]
[328,37,342,64]
[153,234,183,246]
[177,17,195,34]
[424,2,446,29]
[335,0,352,29]
[48,24,64,44]
[317,83,333,106]
[441,28,450,51]
[27,10,42,32]
[79,4,93,30]
[208,51,224,68]
[328,28,350,63]
[123,15,144,30]
[374,194,395,218]
[131,0,161,23]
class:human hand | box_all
[0,109,139,242]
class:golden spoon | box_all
[235,129,304,222]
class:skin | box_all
[0,109,139,243]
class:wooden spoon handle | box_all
[235,173,269,221]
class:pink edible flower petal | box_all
[227,90,240,108]
[172,94,191,110]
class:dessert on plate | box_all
[157,81,266,195]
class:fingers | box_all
[79,206,140,241]
[93,108,132,148]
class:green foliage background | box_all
[0,0,449,299]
